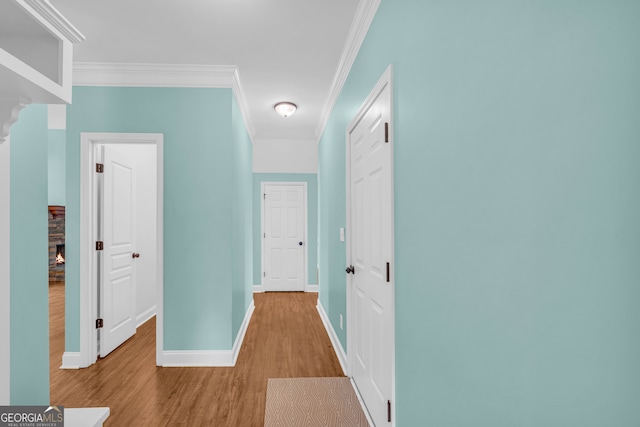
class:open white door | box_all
[99,145,137,357]
[348,68,395,425]
[263,184,306,292]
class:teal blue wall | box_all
[48,129,65,206]
[231,97,254,338]
[10,105,49,404]
[318,1,640,425]
[66,86,246,351]
[252,173,318,286]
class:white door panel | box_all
[100,145,137,358]
[263,184,306,291]
[349,80,394,425]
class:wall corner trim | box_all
[60,352,82,370]
[316,301,347,376]
[314,0,381,140]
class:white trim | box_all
[231,68,256,141]
[314,0,381,140]
[231,301,255,365]
[162,351,235,367]
[316,301,347,376]
[73,62,236,88]
[22,0,86,43]
[345,65,395,426]
[305,284,319,293]
[60,352,82,370]
[350,378,376,427]
[0,136,10,404]
[261,182,308,292]
[136,306,156,328]
[161,301,254,367]
[64,407,110,427]
[0,98,29,144]
[253,285,266,293]
[79,133,164,368]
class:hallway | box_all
[49,284,344,426]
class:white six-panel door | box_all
[263,184,306,292]
[348,71,394,425]
[100,145,137,357]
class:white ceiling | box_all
[51,0,361,142]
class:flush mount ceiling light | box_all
[274,102,297,117]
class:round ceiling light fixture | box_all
[274,102,297,117]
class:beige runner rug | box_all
[264,377,369,426]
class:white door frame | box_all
[0,137,10,404]
[260,181,308,292]
[78,132,164,368]
[345,65,395,424]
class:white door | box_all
[348,76,394,425]
[263,184,306,292]
[100,145,137,357]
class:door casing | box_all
[345,65,396,425]
[260,181,308,292]
[78,132,164,368]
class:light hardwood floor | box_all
[49,283,344,426]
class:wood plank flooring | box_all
[49,283,344,426]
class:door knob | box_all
[132,252,140,259]
[299,241,303,246]
[345,265,355,274]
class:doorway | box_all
[77,133,163,367]
[346,66,395,426]
[261,182,307,292]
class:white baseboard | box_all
[350,377,375,427]
[232,300,255,365]
[255,284,317,293]
[162,350,235,367]
[136,305,156,328]
[316,301,347,376]
[60,352,82,369]
[162,301,255,367]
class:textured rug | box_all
[264,377,369,426]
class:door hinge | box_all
[96,241,104,251]
[386,262,390,282]
[384,122,389,143]
[96,163,104,173]
[263,272,266,277]
[263,193,266,200]
[96,318,104,329]
[264,233,266,238]
[387,400,392,422]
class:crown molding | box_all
[22,0,85,43]
[73,62,256,143]
[314,0,381,140]
[73,62,238,88]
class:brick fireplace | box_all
[48,206,65,283]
